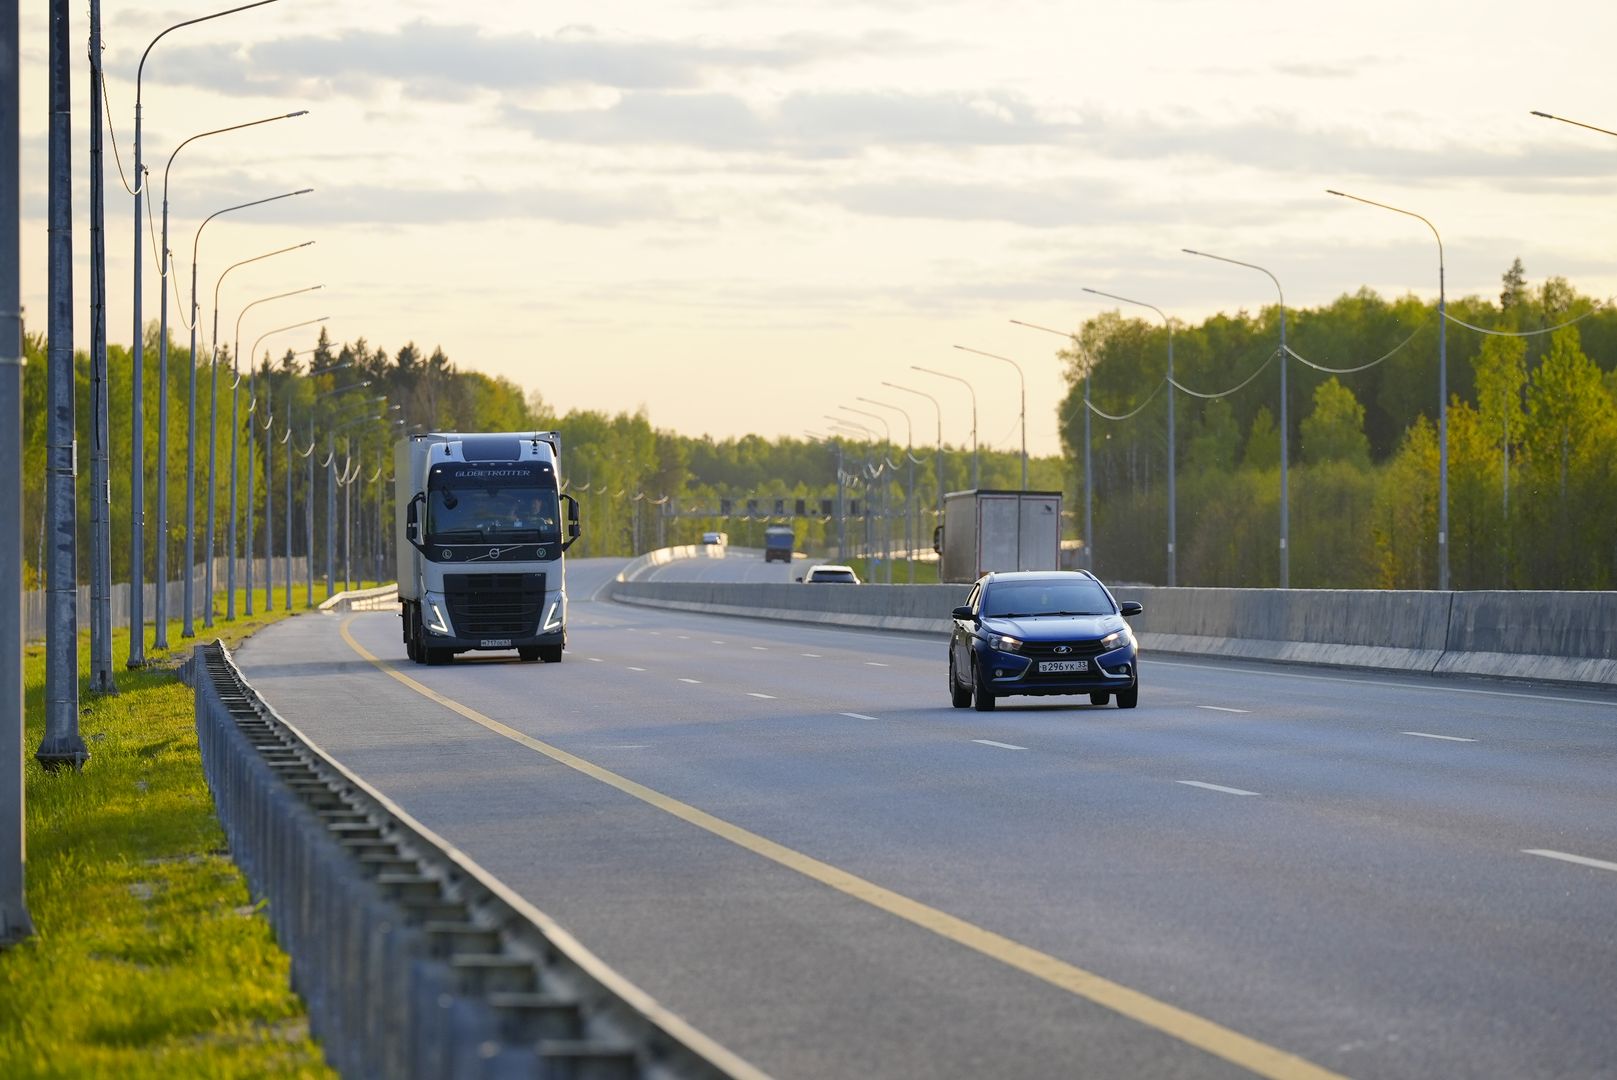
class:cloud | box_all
[506,88,1074,156]
[150,21,907,98]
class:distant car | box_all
[797,564,861,584]
[701,531,728,546]
[948,570,1142,712]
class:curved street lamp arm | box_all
[1325,190,1443,267]
[139,0,280,99]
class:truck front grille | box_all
[443,573,546,637]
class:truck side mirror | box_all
[404,493,423,547]
[932,525,944,555]
[561,493,581,551]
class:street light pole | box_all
[912,365,978,488]
[227,284,322,617]
[1327,189,1448,590]
[953,345,1027,488]
[247,318,327,612]
[183,206,310,636]
[204,240,312,625]
[841,405,895,581]
[1183,249,1291,588]
[1009,318,1095,572]
[859,396,918,582]
[882,381,944,540]
[129,0,281,666]
[1084,287,1177,587]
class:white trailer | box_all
[932,489,1062,584]
[395,431,579,665]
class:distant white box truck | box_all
[396,431,580,665]
[932,489,1063,584]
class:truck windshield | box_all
[426,482,561,544]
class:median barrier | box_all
[192,640,761,1080]
[606,550,1616,688]
[317,583,399,614]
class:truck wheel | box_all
[971,659,996,712]
[538,645,563,663]
[407,604,424,664]
[518,647,541,662]
[949,654,972,709]
[425,646,452,666]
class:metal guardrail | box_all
[317,583,400,614]
[193,640,764,1080]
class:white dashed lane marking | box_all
[627,666,646,672]
[1177,780,1260,797]
[801,653,821,658]
[865,662,889,668]
[747,693,776,700]
[974,739,1028,751]
[1402,731,1476,743]
[1524,849,1617,874]
[751,646,769,651]
[587,657,604,663]
[840,712,880,721]
[1197,705,1250,714]
[679,678,702,684]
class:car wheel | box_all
[971,659,996,712]
[1116,679,1138,709]
[1089,691,1110,706]
[949,653,972,709]
[538,645,564,663]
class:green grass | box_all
[842,556,942,584]
[0,585,343,1078]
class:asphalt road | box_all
[234,555,1617,1080]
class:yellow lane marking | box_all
[341,617,1348,1080]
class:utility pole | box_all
[2,0,38,943]
[87,0,114,691]
[38,0,87,770]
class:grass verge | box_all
[842,556,943,584]
[0,584,364,1078]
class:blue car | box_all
[949,570,1143,711]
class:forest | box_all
[19,260,1617,591]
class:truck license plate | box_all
[481,639,513,648]
[1039,660,1088,673]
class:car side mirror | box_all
[795,576,804,582]
[1119,601,1143,617]
[932,525,944,555]
[951,605,975,620]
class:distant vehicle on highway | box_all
[797,564,861,584]
[701,531,728,546]
[763,525,795,563]
[949,570,1142,712]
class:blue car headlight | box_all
[988,633,1024,653]
[1097,629,1130,652]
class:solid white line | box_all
[1197,705,1250,714]
[1523,849,1617,874]
[973,739,1028,751]
[627,666,646,672]
[747,693,776,699]
[679,678,701,684]
[841,712,880,721]
[1177,780,1260,797]
[1402,731,1476,743]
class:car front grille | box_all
[1021,639,1110,659]
[443,573,546,637]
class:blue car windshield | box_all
[982,580,1113,617]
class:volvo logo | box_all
[1053,645,1072,655]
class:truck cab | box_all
[396,432,579,665]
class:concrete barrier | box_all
[606,551,1617,688]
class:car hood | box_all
[980,613,1126,641]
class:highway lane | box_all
[235,556,1617,1080]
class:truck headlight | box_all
[541,597,564,633]
[423,594,452,636]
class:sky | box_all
[18,0,1617,458]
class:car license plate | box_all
[1039,659,1088,673]
[480,638,512,648]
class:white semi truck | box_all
[395,431,580,665]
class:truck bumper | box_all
[424,628,565,653]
